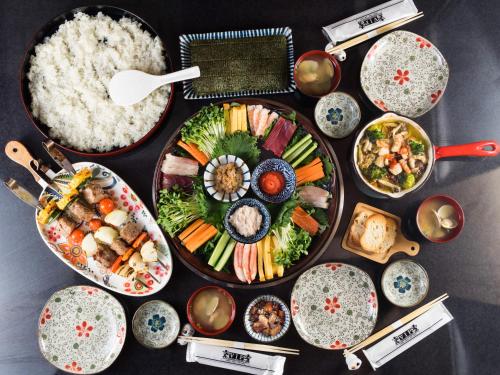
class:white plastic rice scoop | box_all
[109,66,200,106]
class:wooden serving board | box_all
[341,202,419,264]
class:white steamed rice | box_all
[27,12,170,152]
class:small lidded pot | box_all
[204,155,250,202]
[244,295,291,342]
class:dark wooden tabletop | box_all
[1,0,500,374]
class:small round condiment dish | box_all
[204,155,251,202]
[314,92,361,139]
[416,195,464,243]
[186,286,236,336]
[381,260,429,308]
[251,158,295,203]
[132,300,180,349]
[294,50,342,98]
[224,198,271,244]
[244,295,291,343]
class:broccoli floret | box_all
[409,140,425,154]
[399,173,416,189]
[365,124,385,142]
[364,164,387,181]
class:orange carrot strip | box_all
[291,206,319,235]
[111,256,123,273]
[132,232,148,249]
[177,140,209,165]
[122,248,135,261]
[178,219,204,241]
[182,223,211,245]
[185,226,218,253]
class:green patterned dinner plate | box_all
[38,286,126,374]
[291,263,378,350]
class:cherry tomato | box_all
[88,219,102,232]
[98,198,115,215]
[68,229,85,245]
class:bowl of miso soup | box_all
[187,286,236,336]
[294,50,341,97]
[417,195,464,243]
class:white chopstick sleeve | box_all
[186,342,286,375]
[363,302,453,370]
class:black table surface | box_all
[1,0,500,374]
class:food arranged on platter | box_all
[244,295,291,342]
[180,28,295,99]
[21,6,173,155]
[155,100,340,286]
[187,286,236,335]
[342,203,419,264]
[417,195,464,242]
[38,285,126,374]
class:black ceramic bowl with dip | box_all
[251,158,296,204]
[224,198,271,244]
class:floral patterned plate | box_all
[38,285,126,374]
[381,260,429,308]
[360,30,449,118]
[290,263,378,350]
[132,300,180,349]
[36,162,173,297]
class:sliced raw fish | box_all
[242,244,252,283]
[263,117,297,157]
[252,105,263,135]
[233,243,246,282]
[255,108,270,136]
[247,105,256,134]
[161,153,198,176]
[260,112,278,137]
[161,175,194,192]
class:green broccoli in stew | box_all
[365,164,387,181]
[409,140,425,154]
[398,173,416,189]
[365,124,385,142]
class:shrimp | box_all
[242,244,252,284]
[391,133,404,153]
[399,146,409,160]
[389,160,403,175]
[399,159,411,174]
[375,155,385,168]
[376,139,390,148]
[233,243,246,282]
[249,244,257,282]
[378,147,390,156]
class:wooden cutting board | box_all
[341,202,420,264]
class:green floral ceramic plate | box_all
[291,263,378,350]
[38,285,126,374]
[360,30,449,118]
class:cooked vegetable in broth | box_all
[191,288,233,332]
[357,120,429,193]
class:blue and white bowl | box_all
[224,198,271,244]
[204,155,251,202]
[244,295,291,343]
[314,91,361,139]
[251,158,296,204]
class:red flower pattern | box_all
[324,296,341,313]
[291,298,299,316]
[65,361,82,372]
[368,291,377,309]
[330,340,347,349]
[76,321,94,338]
[124,279,152,295]
[367,44,378,59]
[40,307,52,325]
[431,90,442,103]
[117,325,126,344]
[374,99,388,111]
[81,286,99,295]
[155,265,166,277]
[416,37,431,48]
[325,263,342,271]
[394,69,410,85]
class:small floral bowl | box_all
[314,92,361,139]
[381,260,429,308]
[224,198,271,244]
[250,158,296,204]
[203,155,251,202]
[244,295,291,343]
[132,300,180,349]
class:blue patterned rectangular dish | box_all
[179,27,296,99]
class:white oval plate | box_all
[360,30,449,118]
[36,162,173,296]
[38,285,126,374]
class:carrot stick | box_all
[132,232,148,249]
[177,140,209,165]
[297,171,325,185]
[122,248,135,261]
[292,206,319,235]
[182,223,211,245]
[178,219,204,241]
[111,256,123,273]
[295,157,321,173]
[185,226,218,253]
[296,165,324,180]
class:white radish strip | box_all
[249,243,257,281]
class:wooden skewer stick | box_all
[147,271,160,284]
[344,293,448,356]
[327,12,424,55]
[179,336,300,355]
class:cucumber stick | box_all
[285,139,313,163]
[282,134,312,160]
[292,143,318,168]
[214,239,237,271]
[208,231,231,266]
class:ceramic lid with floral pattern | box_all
[38,285,126,374]
[291,263,378,350]
[360,30,449,118]
[314,92,361,139]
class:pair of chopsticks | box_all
[344,293,449,356]
[327,12,424,55]
[179,336,300,356]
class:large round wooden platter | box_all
[152,98,344,288]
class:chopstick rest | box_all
[186,342,286,375]
[362,302,453,370]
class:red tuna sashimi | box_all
[263,117,297,157]
[161,174,194,192]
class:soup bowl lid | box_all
[353,112,434,199]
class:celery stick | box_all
[292,143,318,168]
[285,139,312,163]
[208,231,230,266]
[282,134,312,160]
[214,239,237,271]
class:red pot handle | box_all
[434,140,499,160]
